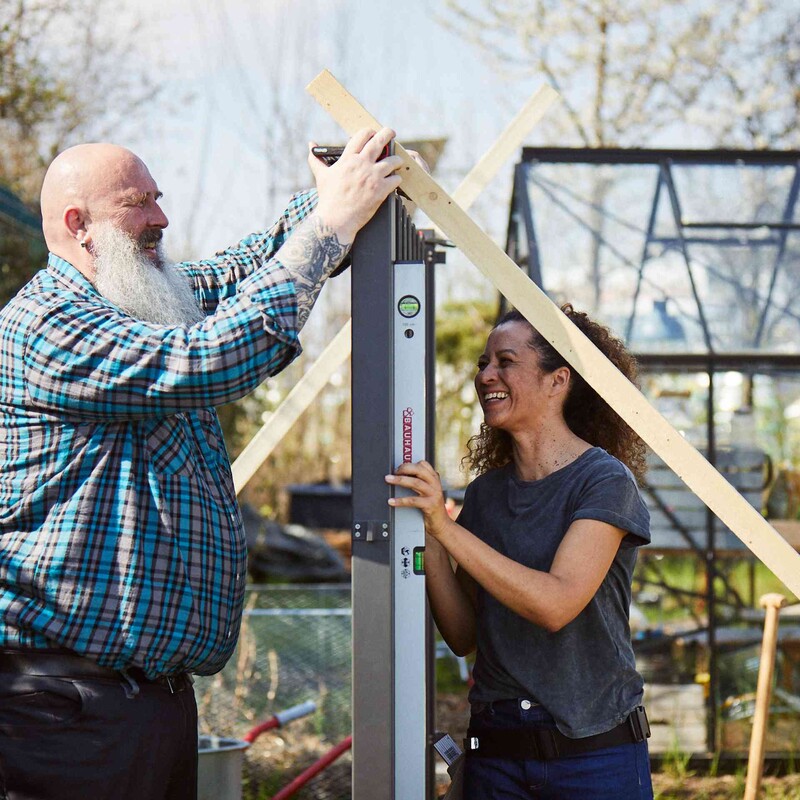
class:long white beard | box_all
[92,223,205,326]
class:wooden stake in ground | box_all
[230,85,559,494]
[744,593,787,800]
[306,68,800,599]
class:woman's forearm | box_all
[435,517,624,633]
[424,535,477,656]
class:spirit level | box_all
[350,190,440,799]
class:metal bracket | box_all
[352,520,390,542]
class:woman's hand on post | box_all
[385,460,451,539]
[388,460,477,655]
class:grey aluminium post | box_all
[351,191,430,799]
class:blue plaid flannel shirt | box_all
[0,190,317,677]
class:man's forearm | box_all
[278,212,351,330]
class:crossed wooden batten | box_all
[305,68,800,598]
[231,84,558,494]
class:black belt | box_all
[0,649,192,694]
[465,706,650,760]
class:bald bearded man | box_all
[0,129,403,799]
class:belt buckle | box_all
[628,706,650,741]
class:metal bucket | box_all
[197,735,249,800]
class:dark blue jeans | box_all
[464,699,653,800]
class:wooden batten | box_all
[306,69,800,598]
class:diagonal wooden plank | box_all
[232,320,351,493]
[306,69,800,598]
[231,86,556,494]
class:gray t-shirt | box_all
[458,447,650,738]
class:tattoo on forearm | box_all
[280,214,351,329]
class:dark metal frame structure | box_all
[509,149,800,347]
[506,148,800,752]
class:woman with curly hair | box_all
[386,305,653,800]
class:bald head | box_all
[40,143,168,278]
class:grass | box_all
[661,738,696,782]
[651,748,800,800]
[243,778,279,800]
[652,773,800,800]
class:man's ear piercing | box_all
[80,241,87,248]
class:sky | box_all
[119,0,547,287]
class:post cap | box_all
[759,593,788,609]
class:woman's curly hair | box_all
[464,305,647,483]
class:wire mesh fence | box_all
[195,584,353,799]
